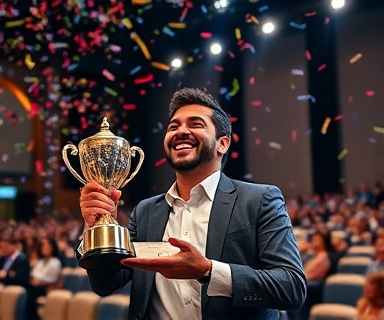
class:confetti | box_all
[151,61,170,71]
[24,54,36,69]
[168,22,186,29]
[373,126,384,134]
[269,142,281,150]
[155,158,166,167]
[337,149,348,160]
[321,117,331,134]
[102,69,116,81]
[349,53,362,64]
[134,74,154,85]
[130,32,151,60]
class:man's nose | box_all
[175,124,190,136]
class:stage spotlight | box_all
[331,0,345,9]
[170,58,182,68]
[210,43,222,55]
[261,21,275,34]
[213,0,228,10]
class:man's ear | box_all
[217,136,231,155]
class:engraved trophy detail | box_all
[62,117,144,269]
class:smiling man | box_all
[78,87,307,320]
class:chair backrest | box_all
[41,289,73,320]
[71,267,93,292]
[66,291,100,320]
[309,303,359,320]
[96,294,130,320]
[323,273,366,306]
[61,267,89,293]
[0,285,27,320]
[346,245,375,258]
[337,256,374,274]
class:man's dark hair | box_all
[169,87,232,166]
[169,87,232,139]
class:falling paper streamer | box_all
[269,142,282,150]
[25,54,36,70]
[337,149,348,161]
[168,22,186,29]
[151,61,170,71]
[155,158,166,167]
[102,69,115,81]
[373,126,384,134]
[130,32,151,60]
[349,53,362,64]
[321,117,331,134]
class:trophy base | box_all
[79,247,135,270]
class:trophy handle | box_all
[120,146,145,188]
[62,142,88,185]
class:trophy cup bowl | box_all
[62,117,144,270]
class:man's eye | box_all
[191,122,204,128]
[167,125,178,131]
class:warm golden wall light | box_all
[0,76,31,112]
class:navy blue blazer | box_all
[86,174,307,319]
[0,252,30,288]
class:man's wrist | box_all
[197,270,211,285]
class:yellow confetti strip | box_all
[122,18,133,29]
[151,61,170,71]
[235,28,241,40]
[349,53,362,64]
[373,126,384,134]
[26,140,34,152]
[321,117,331,134]
[168,22,186,29]
[337,149,348,160]
[131,32,151,60]
[5,19,25,28]
[132,0,152,4]
[25,54,35,70]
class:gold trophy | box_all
[62,117,144,269]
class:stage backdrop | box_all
[335,5,384,189]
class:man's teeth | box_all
[175,144,193,150]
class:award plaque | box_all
[62,117,144,269]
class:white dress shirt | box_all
[30,257,62,284]
[154,170,232,320]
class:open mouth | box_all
[173,143,196,151]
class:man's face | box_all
[164,105,225,172]
[0,240,15,257]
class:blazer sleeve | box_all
[3,254,30,287]
[230,185,307,310]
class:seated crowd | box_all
[0,181,384,319]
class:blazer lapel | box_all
[205,174,237,260]
[146,197,171,242]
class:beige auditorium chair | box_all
[310,303,359,320]
[66,291,101,320]
[40,289,73,320]
[346,245,375,258]
[0,285,27,320]
[337,256,374,275]
[96,294,130,320]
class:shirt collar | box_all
[165,170,221,206]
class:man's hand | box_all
[79,181,121,227]
[121,238,212,280]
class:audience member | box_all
[288,229,336,320]
[357,271,384,319]
[0,230,30,288]
[366,232,384,275]
[26,237,62,320]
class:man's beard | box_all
[166,142,215,171]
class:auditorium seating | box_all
[0,285,27,320]
[40,289,73,320]
[309,303,359,320]
[66,291,101,320]
[337,256,374,275]
[96,294,130,320]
